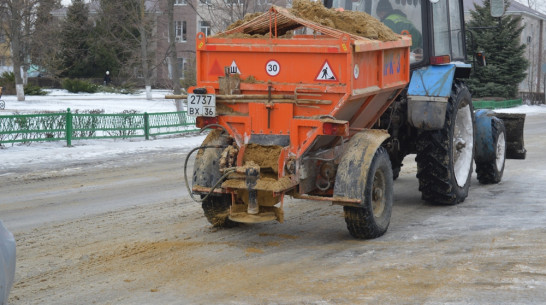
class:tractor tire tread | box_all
[415,81,474,205]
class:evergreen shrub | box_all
[62,78,98,93]
[24,84,48,96]
[0,72,15,94]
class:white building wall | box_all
[517,14,545,94]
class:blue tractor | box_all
[323,0,525,226]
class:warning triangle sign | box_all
[316,60,337,81]
[208,59,223,76]
[229,60,241,74]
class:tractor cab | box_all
[326,0,467,69]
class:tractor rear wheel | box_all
[476,117,506,184]
[416,81,475,205]
[344,147,393,239]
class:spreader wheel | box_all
[344,147,393,239]
[192,130,237,227]
[202,195,238,228]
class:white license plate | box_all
[187,94,216,117]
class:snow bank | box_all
[0,89,204,173]
[494,104,546,114]
[1,89,179,114]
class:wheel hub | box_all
[373,187,383,201]
[496,132,506,170]
[453,105,474,187]
[455,138,466,151]
[372,172,386,217]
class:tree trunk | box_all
[9,0,25,101]
[140,0,153,100]
[537,20,543,96]
[167,0,183,112]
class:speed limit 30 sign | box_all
[265,60,280,76]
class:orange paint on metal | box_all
[208,59,223,76]
[192,7,410,160]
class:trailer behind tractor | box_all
[168,0,526,239]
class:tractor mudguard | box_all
[475,110,526,160]
[407,64,458,130]
[333,129,389,206]
[494,112,526,159]
[474,110,497,162]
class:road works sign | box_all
[316,60,337,81]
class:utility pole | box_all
[536,19,543,99]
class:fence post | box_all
[66,108,72,147]
[144,112,149,140]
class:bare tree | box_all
[0,0,42,101]
[187,0,286,34]
[30,0,62,77]
[138,0,155,99]
[96,0,162,99]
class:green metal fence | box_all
[0,108,198,146]
[473,99,522,110]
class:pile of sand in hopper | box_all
[218,0,398,42]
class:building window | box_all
[175,0,187,5]
[199,21,211,37]
[175,20,187,42]
[225,0,243,6]
[258,0,270,5]
[200,0,212,5]
[0,33,5,43]
[177,58,188,79]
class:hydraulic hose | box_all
[183,145,235,203]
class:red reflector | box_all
[430,55,451,65]
[323,122,348,136]
[196,116,218,128]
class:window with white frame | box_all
[175,0,187,5]
[175,20,187,42]
[199,21,211,37]
[177,58,188,79]
[199,0,212,5]
[225,0,243,6]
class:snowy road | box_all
[1,96,546,304]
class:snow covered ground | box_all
[1,89,546,173]
[0,89,206,173]
[1,89,179,114]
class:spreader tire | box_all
[192,130,231,188]
[344,146,393,239]
[476,117,506,184]
[193,130,237,227]
[202,195,237,228]
[415,81,475,205]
